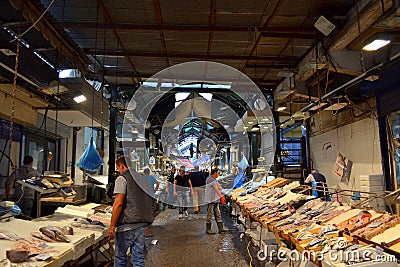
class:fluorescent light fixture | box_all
[73,95,86,103]
[247,121,254,124]
[277,106,286,111]
[251,125,260,131]
[363,39,391,51]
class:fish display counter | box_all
[0,202,112,266]
[231,178,400,266]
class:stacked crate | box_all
[359,174,386,212]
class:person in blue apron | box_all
[305,169,331,201]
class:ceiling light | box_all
[247,121,254,125]
[251,125,260,131]
[362,39,391,51]
[277,102,287,112]
[73,95,86,103]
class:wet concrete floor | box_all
[144,206,253,267]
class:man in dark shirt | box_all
[190,166,207,213]
[305,169,331,201]
[165,166,176,208]
[5,155,40,217]
[174,166,193,219]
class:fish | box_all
[61,226,73,235]
[0,230,23,241]
[55,232,70,243]
[30,232,55,243]
[39,227,55,239]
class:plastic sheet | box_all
[75,138,102,172]
[233,169,245,189]
[237,156,248,170]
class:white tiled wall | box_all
[309,118,382,192]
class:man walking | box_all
[5,155,40,217]
[174,166,193,219]
[204,168,228,234]
[165,166,176,208]
[189,166,206,213]
[108,155,153,267]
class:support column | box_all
[108,86,117,184]
[273,111,281,178]
[251,133,259,166]
[100,128,105,175]
[376,96,393,191]
[71,127,78,180]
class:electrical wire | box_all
[247,240,253,267]
[10,0,56,43]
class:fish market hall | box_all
[0,0,400,266]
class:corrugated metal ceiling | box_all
[0,0,361,89]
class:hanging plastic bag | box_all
[233,169,245,189]
[237,155,248,170]
[75,138,103,172]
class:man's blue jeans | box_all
[166,182,176,204]
[114,225,147,267]
[177,189,190,214]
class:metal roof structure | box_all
[0,0,399,119]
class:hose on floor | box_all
[247,240,253,267]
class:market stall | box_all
[0,203,112,266]
[232,178,400,266]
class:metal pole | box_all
[71,127,78,180]
[376,96,393,192]
[108,86,117,184]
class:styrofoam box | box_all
[257,225,269,235]
[368,199,386,206]
[245,229,260,240]
[360,185,384,193]
[360,174,384,181]
[360,179,383,187]
[360,193,384,201]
